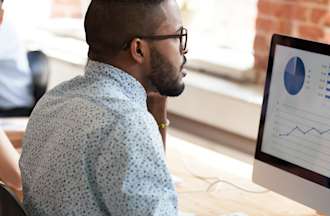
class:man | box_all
[0,0,34,117]
[20,0,188,215]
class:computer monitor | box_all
[253,34,330,215]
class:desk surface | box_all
[1,118,28,149]
[3,118,320,216]
[167,134,320,216]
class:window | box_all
[11,0,258,81]
[180,0,258,80]
[3,0,52,35]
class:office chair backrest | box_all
[0,184,26,216]
[27,50,50,104]
[0,50,49,117]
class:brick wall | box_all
[254,0,330,82]
[51,0,82,18]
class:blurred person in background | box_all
[0,0,23,199]
[0,0,34,117]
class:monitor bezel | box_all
[255,34,330,188]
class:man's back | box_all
[19,60,177,216]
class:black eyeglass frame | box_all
[122,27,188,53]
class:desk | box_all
[3,120,321,216]
[0,118,28,149]
[166,135,320,216]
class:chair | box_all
[0,50,49,117]
[27,50,50,105]
[0,183,26,216]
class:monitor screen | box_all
[254,34,330,214]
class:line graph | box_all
[279,126,330,137]
[263,100,330,177]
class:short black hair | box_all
[84,0,166,61]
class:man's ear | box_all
[130,38,148,64]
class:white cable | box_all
[179,155,269,194]
[207,179,269,194]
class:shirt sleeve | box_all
[95,113,178,216]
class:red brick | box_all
[259,1,309,21]
[256,18,292,35]
[311,8,328,24]
[302,0,329,5]
[324,13,330,26]
[291,5,309,22]
[273,3,293,19]
[254,0,330,80]
[258,0,275,16]
[299,25,324,40]
[276,20,292,34]
[254,53,269,72]
[254,34,270,52]
[256,17,275,33]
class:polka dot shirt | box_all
[19,60,178,216]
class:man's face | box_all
[149,46,186,96]
[148,0,187,97]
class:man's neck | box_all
[103,56,150,93]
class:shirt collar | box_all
[85,59,147,107]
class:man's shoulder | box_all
[34,81,147,123]
[29,74,150,133]
[45,75,137,106]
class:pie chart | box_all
[284,57,305,95]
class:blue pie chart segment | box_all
[284,57,305,95]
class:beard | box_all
[149,48,186,97]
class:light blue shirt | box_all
[0,18,33,109]
[19,60,178,216]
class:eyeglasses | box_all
[123,27,188,54]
